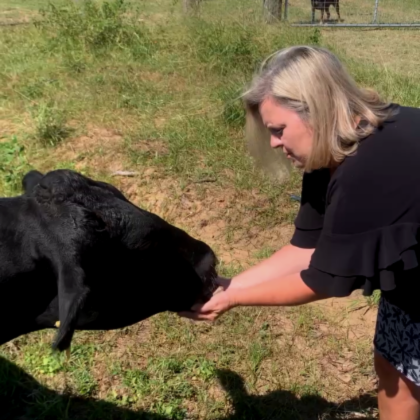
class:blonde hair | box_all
[242,45,397,171]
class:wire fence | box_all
[181,0,420,28]
[2,1,418,29]
[283,0,420,27]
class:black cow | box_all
[311,0,341,23]
[0,169,218,353]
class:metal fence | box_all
[282,0,420,27]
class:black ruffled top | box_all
[290,105,420,321]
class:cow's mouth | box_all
[193,253,219,305]
[199,267,218,304]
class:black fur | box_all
[0,169,218,352]
[311,0,341,23]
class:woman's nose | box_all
[270,135,282,149]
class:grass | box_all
[0,136,31,196]
[32,101,72,146]
[1,305,379,419]
[0,0,419,418]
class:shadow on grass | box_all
[0,356,377,420]
[217,369,377,420]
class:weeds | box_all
[20,80,45,99]
[122,369,151,396]
[32,101,71,146]
[216,81,246,129]
[248,341,271,375]
[0,137,31,196]
[72,369,98,396]
[309,27,322,45]
[366,290,382,307]
[63,51,87,74]
[189,20,258,76]
[39,0,153,58]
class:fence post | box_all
[373,0,380,23]
[183,0,200,14]
[284,0,289,21]
[263,0,283,23]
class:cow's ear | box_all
[22,170,44,195]
[52,262,89,352]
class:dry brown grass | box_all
[323,29,420,77]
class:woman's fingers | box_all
[177,290,233,322]
[212,286,225,295]
[194,294,226,313]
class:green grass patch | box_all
[0,136,32,196]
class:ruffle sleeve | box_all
[290,169,330,249]
[301,223,420,297]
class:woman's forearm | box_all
[227,272,325,307]
[228,244,314,289]
[179,262,327,322]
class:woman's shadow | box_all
[0,356,377,420]
[216,369,377,420]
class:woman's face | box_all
[259,97,313,169]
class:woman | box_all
[179,45,420,419]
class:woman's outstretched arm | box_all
[219,244,315,290]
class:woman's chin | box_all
[288,156,304,168]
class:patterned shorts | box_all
[374,296,420,386]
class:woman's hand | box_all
[178,276,235,321]
[179,272,324,322]
[178,289,235,321]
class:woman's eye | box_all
[270,127,284,138]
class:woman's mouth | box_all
[283,147,292,157]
